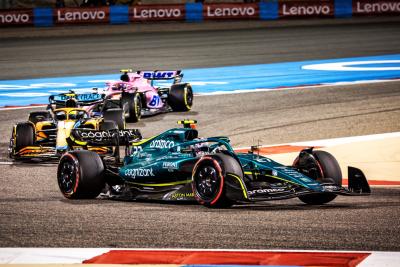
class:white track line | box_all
[0,105,45,111]
[195,78,400,96]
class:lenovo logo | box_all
[57,9,107,23]
[0,12,31,25]
[131,5,184,21]
[355,1,400,13]
[282,4,331,16]
[133,8,182,19]
[206,6,256,17]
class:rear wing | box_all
[136,70,182,81]
[49,92,104,106]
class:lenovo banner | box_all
[353,0,400,16]
[0,9,33,26]
[130,5,185,22]
[279,0,334,18]
[204,3,259,20]
[55,7,109,24]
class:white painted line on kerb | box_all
[0,248,109,264]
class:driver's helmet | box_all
[66,98,77,108]
[112,83,126,91]
[192,140,209,156]
[120,73,130,82]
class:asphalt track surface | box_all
[0,18,400,250]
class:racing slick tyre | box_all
[122,93,141,123]
[28,111,52,124]
[168,83,193,112]
[294,150,342,205]
[103,108,125,130]
[14,123,35,152]
[192,153,242,208]
[57,150,105,199]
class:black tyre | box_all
[192,153,242,208]
[168,83,193,111]
[100,120,118,131]
[14,123,35,151]
[57,150,105,199]
[103,108,125,130]
[28,111,52,124]
[294,150,342,205]
[122,93,141,122]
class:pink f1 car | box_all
[103,70,193,122]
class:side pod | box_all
[348,167,371,194]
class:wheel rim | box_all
[195,165,220,201]
[294,155,323,181]
[58,159,78,195]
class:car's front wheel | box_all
[192,153,241,208]
[122,93,142,122]
[58,150,105,199]
[294,150,342,205]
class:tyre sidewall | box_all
[58,150,105,199]
[15,123,35,151]
[168,83,193,112]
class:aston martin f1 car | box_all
[57,120,370,207]
[8,107,125,160]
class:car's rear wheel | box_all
[192,153,240,208]
[168,83,193,111]
[103,108,125,130]
[57,150,105,199]
[122,93,141,122]
[294,150,342,205]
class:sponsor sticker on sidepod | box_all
[125,168,154,179]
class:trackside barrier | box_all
[0,0,399,27]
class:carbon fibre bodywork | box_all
[62,121,370,205]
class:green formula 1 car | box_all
[57,120,370,208]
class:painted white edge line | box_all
[0,105,45,111]
[1,78,399,110]
[195,78,400,96]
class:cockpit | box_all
[110,82,128,91]
[55,109,89,121]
